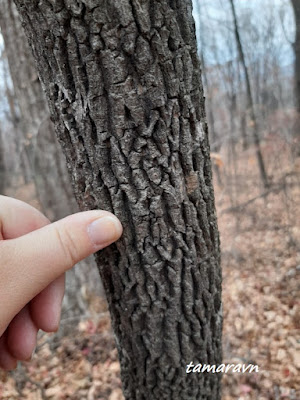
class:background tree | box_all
[0,0,103,322]
[0,0,74,216]
[14,1,222,399]
[291,0,300,114]
[229,0,269,188]
[193,0,295,193]
[0,45,33,185]
[291,0,300,155]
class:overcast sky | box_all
[192,0,295,67]
[0,0,296,118]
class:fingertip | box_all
[30,275,65,333]
[6,307,38,361]
[87,215,123,248]
[0,210,123,321]
[0,195,50,240]
[0,357,18,372]
[0,334,18,371]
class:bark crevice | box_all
[14,1,222,398]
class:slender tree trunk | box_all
[229,0,269,188]
[2,49,33,184]
[196,18,222,187]
[201,55,218,152]
[194,0,218,149]
[240,113,248,151]
[14,1,222,399]
[291,0,300,114]
[291,0,300,156]
[236,59,248,150]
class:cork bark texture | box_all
[13,1,222,399]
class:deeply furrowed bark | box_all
[14,1,222,398]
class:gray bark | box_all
[0,0,103,319]
[2,48,33,184]
[14,1,222,399]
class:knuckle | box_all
[54,225,79,268]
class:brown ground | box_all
[0,137,299,399]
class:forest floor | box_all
[0,137,299,399]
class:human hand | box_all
[0,195,123,370]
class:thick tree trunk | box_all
[0,0,102,319]
[14,1,222,399]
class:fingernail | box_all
[88,216,123,247]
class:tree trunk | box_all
[0,0,70,208]
[1,48,33,185]
[229,0,269,188]
[0,0,103,319]
[291,0,300,156]
[193,0,218,151]
[292,0,300,114]
[14,1,222,399]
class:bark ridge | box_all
[13,1,222,398]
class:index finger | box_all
[0,195,50,240]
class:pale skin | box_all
[0,195,123,370]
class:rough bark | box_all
[14,1,222,399]
[229,0,269,188]
[0,0,102,318]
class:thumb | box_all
[0,210,122,325]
